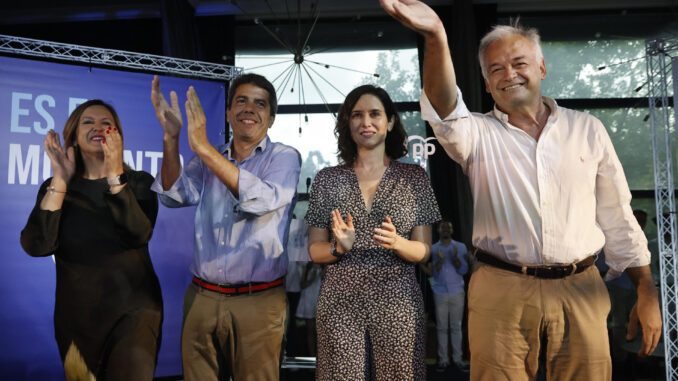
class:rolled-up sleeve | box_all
[421,87,476,169]
[235,147,301,216]
[594,121,650,277]
[151,154,204,208]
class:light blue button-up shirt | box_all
[152,136,301,284]
[430,239,468,297]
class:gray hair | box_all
[478,22,543,79]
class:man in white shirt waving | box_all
[381,1,662,380]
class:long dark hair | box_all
[335,85,407,166]
[62,99,131,177]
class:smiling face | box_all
[483,34,546,113]
[75,105,116,157]
[226,83,274,144]
[349,94,393,150]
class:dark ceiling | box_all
[1,0,676,25]
[0,1,675,65]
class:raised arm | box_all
[151,75,183,190]
[40,130,75,211]
[380,0,458,116]
[183,86,241,196]
[184,86,300,214]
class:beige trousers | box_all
[468,263,611,381]
[181,283,287,381]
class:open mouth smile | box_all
[502,83,524,91]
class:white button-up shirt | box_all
[421,89,649,277]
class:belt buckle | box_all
[551,265,572,278]
[216,283,228,294]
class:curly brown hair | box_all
[335,85,407,166]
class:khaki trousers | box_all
[181,283,287,381]
[468,263,611,381]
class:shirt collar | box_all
[221,135,270,160]
[491,96,559,124]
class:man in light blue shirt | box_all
[427,221,468,373]
[150,73,301,381]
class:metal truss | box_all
[647,35,678,381]
[0,34,242,81]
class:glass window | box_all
[542,39,648,99]
[268,113,338,194]
[269,110,430,194]
[578,107,677,191]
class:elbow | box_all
[120,224,154,249]
[20,236,56,257]
[309,250,328,264]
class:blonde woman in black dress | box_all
[306,85,440,380]
[21,100,162,380]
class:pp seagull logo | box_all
[407,135,437,168]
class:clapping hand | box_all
[151,75,182,139]
[373,216,403,250]
[184,86,210,153]
[101,125,124,179]
[44,130,76,184]
[331,209,355,253]
[452,254,462,269]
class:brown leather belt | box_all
[474,249,597,279]
[192,276,283,296]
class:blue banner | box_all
[0,55,226,379]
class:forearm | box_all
[394,238,431,263]
[21,207,60,257]
[423,28,458,118]
[627,265,658,298]
[194,142,240,197]
[308,241,340,264]
[420,262,433,276]
[39,177,67,211]
[161,135,182,190]
[105,186,157,247]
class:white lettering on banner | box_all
[10,92,88,135]
[407,135,436,168]
[145,151,164,175]
[123,150,183,173]
[43,150,51,181]
[10,92,32,134]
[124,150,144,170]
[8,143,40,184]
[7,144,182,185]
[33,95,56,134]
[69,98,88,115]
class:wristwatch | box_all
[330,241,345,258]
[107,173,128,186]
